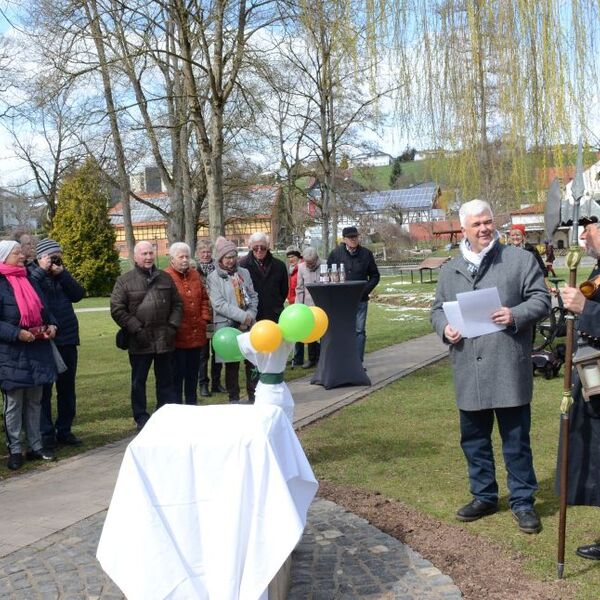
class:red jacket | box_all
[165,267,211,348]
[287,262,301,304]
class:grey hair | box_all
[168,242,191,257]
[459,199,494,227]
[197,239,213,250]
[248,232,269,247]
[134,240,153,254]
[302,246,318,262]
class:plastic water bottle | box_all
[339,263,346,282]
[330,263,339,283]
[319,263,329,283]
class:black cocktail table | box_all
[306,281,371,389]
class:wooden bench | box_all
[398,256,451,284]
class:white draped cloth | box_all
[97,404,318,600]
[237,332,295,423]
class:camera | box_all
[51,256,63,266]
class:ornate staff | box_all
[556,138,585,579]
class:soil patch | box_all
[318,481,575,600]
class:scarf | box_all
[0,264,44,327]
[198,260,215,278]
[230,272,249,310]
[459,231,499,276]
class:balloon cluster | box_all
[212,305,329,360]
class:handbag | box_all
[115,328,129,350]
[50,340,68,374]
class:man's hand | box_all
[38,254,52,271]
[491,306,514,326]
[444,324,462,344]
[46,325,57,339]
[561,285,586,315]
[50,263,64,276]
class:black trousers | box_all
[173,347,202,405]
[40,344,78,439]
[224,362,241,401]
[129,352,178,425]
[198,341,223,389]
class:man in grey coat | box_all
[431,199,550,534]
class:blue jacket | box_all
[30,265,84,346]
[0,275,58,391]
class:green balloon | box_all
[278,304,316,342]
[212,327,243,362]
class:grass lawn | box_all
[298,359,599,598]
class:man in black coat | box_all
[31,239,85,448]
[111,241,182,431]
[559,218,600,560]
[327,226,380,362]
[238,232,288,401]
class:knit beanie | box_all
[214,237,237,261]
[509,224,526,236]
[36,238,62,257]
[0,240,18,263]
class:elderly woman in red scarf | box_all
[0,240,58,470]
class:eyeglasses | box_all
[222,253,237,260]
[253,245,268,251]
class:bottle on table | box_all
[319,263,329,283]
[330,263,339,283]
[339,263,346,282]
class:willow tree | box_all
[402,0,600,211]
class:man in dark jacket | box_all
[31,239,85,448]
[238,232,288,401]
[327,226,380,362]
[559,218,600,560]
[110,241,183,431]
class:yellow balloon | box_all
[250,319,283,353]
[302,306,329,343]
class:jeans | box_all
[40,344,78,439]
[173,347,202,405]
[129,352,178,425]
[3,386,43,453]
[356,301,368,362]
[459,404,538,511]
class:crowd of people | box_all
[4,212,598,565]
[1,227,380,471]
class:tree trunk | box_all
[83,0,134,260]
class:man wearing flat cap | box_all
[327,226,380,362]
[557,215,600,560]
[30,238,85,448]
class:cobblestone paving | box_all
[289,499,462,600]
[0,499,461,599]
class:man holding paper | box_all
[431,199,550,534]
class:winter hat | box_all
[36,238,62,257]
[214,237,237,262]
[0,240,18,263]
[285,245,302,258]
[509,224,526,236]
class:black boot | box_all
[200,384,211,397]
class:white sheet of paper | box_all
[443,287,506,338]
